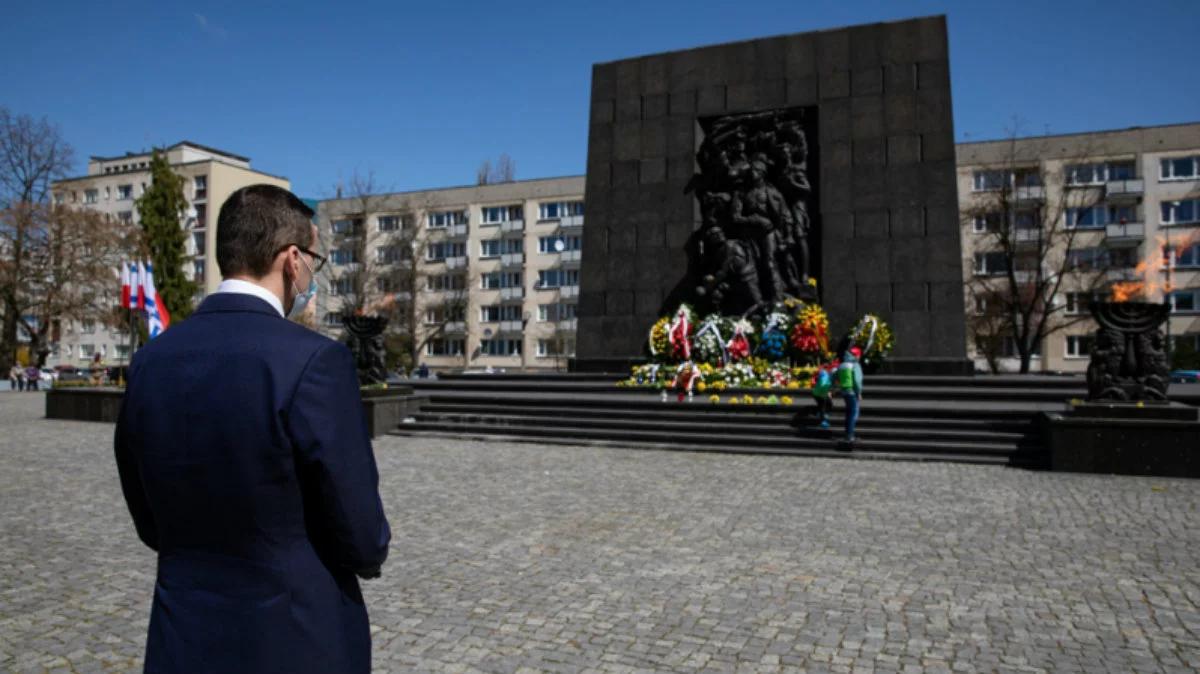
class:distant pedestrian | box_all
[417,362,429,379]
[836,346,864,444]
[9,364,22,392]
[24,365,40,392]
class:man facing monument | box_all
[114,184,391,673]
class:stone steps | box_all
[394,377,1056,467]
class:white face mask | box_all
[287,254,317,319]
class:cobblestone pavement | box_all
[2,393,1200,673]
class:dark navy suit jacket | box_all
[115,292,391,674]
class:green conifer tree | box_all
[136,150,197,321]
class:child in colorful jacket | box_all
[810,362,836,428]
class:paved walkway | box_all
[1,392,1199,673]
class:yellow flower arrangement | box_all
[730,398,741,405]
[649,316,671,357]
[709,394,720,403]
[742,394,754,404]
[781,395,794,405]
[696,381,707,392]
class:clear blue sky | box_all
[2,0,1196,199]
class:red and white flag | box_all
[120,262,131,308]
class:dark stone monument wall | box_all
[577,15,967,369]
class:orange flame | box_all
[1110,230,1200,303]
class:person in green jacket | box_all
[836,346,864,443]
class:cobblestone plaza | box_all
[2,393,1199,673]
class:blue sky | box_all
[2,0,1197,199]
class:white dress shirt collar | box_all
[215,279,286,318]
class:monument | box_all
[574,15,969,374]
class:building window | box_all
[115,344,131,359]
[323,312,344,327]
[193,260,205,283]
[480,305,522,322]
[80,344,96,358]
[538,201,584,220]
[425,305,465,324]
[536,269,580,288]
[480,338,522,356]
[479,238,523,258]
[192,231,206,256]
[1161,199,1199,226]
[1160,156,1200,181]
[537,303,578,321]
[1065,336,1094,359]
[425,339,466,356]
[331,218,363,235]
[1065,247,1106,271]
[1065,161,1136,185]
[331,248,360,265]
[481,272,522,289]
[377,215,402,232]
[117,184,133,200]
[80,320,95,334]
[194,175,207,199]
[118,211,133,224]
[538,235,582,253]
[426,241,466,261]
[1066,204,1136,229]
[84,189,98,204]
[1169,289,1198,313]
[480,205,523,224]
[1064,292,1104,315]
[426,274,466,291]
[194,203,207,227]
[1172,243,1200,269]
[104,186,111,200]
[376,246,408,264]
[330,277,355,296]
[428,210,468,228]
[972,251,1008,276]
[537,338,576,357]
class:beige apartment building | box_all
[316,176,585,372]
[49,141,290,366]
[958,122,1200,373]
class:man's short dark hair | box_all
[216,184,315,278]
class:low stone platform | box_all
[1041,402,1200,478]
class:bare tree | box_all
[476,153,516,185]
[321,182,474,372]
[963,129,1127,373]
[0,107,135,367]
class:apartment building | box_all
[958,122,1200,372]
[316,176,585,372]
[49,141,289,365]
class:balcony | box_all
[499,286,525,300]
[498,320,524,333]
[499,219,525,234]
[1104,222,1145,247]
[443,321,467,334]
[443,256,468,270]
[559,250,582,266]
[559,215,584,230]
[501,253,524,268]
[1107,267,1139,282]
[446,224,469,238]
[558,285,580,298]
[1011,229,1042,247]
[557,318,578,332]
[1013,185,1045,202]
[1105,179,1144,200]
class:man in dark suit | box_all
[115,184,391,674]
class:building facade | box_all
[49,141,289,366]
[316,176,585,372]
[957,122,1200,372]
